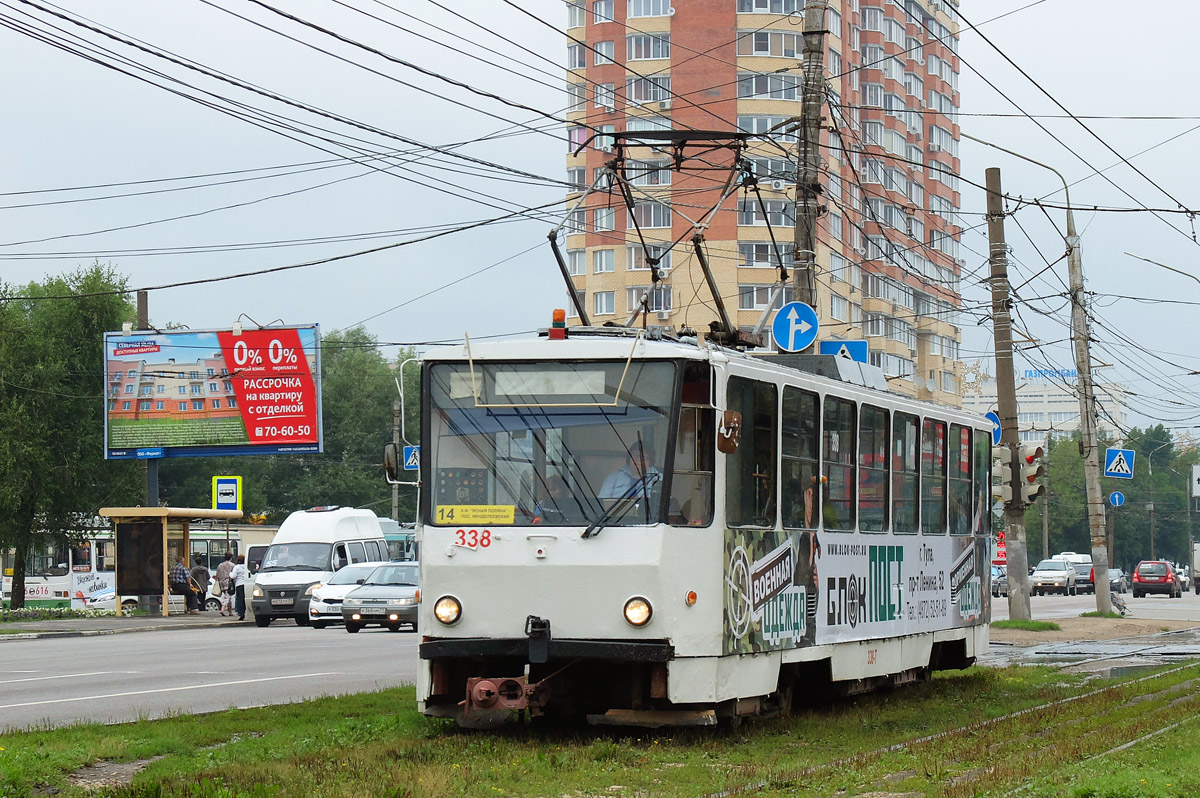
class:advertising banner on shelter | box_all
[103,326,322,459]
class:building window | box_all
[627,33,669,60]
[628,201,672,228]
[211,399,221,409]
[178,402,187,411]
[828,213,843,241]
[627,244,671,271]
[739,242,793,268]
[738,284,786,311]
[568,126,588,149]
[567,167,586,191]
[737,73,801,100]
[737,115,796,142]
[155,401,164,410]
[138,400,151,411]
[567,0,585,28]
[941,372,957,394]
[737,199,794,226]
[628,0,671,17]
[626,115,672,133]
[567,290,585,317]
[626,285,674,312]
[567,249,585,276]
[124,384,134,394]
[736,0,800,10]
[626,76,671,104]
[567,82,586,112]
[593,0,613,23]
[861,6,883,30]
[831,294,849,322]
[736,30,802,58]
[192,400,204,411]
[829,252,846,282]
[594,207,615,231]
[594,82,615,110]
[594,291,615,315]
[594,40,615,65]
[593,249,615,273]
[567,44,585,69]
[625,159,671,186]
[566,208,586,233]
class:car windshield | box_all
[258,542,332,572]
[326,564,380,585]
[1108,569,1122,578]
[1138,562,1168,576]
[1035,560,1068,571]
[1072,564,1090,574]
[427,360,681,528]
[364,564,419,586]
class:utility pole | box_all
[1041,488,1050,561]
[137,290,158,507]
[1148,502,1156,560]
[791,0,828,308]
[392,398,401,522]
[984,168,1030,621]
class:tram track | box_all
[703,661,1200,798]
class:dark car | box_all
[1090,566,1127,594]
[1071,563,1095,594]
[991,565,1008,597]
[1132,560,1182,598]
[341,562,419,633]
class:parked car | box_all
[307,561,392,629]
[1132,560,1182,598]
[1071,562,1095,594]
[1106,568,1128,594]
[342,562,419,633]
[1030,559,1077,596]
[991,565,1008,597]
[1175,566,1191,592]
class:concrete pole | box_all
[984,167,1030,621]
[791,0,828,308]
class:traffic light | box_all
[992,446,1013,503]
[1018,444,1046,505]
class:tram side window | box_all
[948,424,972,535]
[892,413,920,534]
[781,387,820,529]
[973,432,990,534]
[859,405,890,532]
[823,397,857,531]
[726,377,777,527]
[31,544,69,577]
[671,406,715,526]
[921,419,947,534]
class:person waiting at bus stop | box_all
[215,551,235,616]
[190,556,211,613]
[169,555,199,614]
[230,554,248,621]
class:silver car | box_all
[1031,559,1077,596]
[342,562,419,633]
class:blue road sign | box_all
[212,475,242,511]
[402,445,420,471]
[984,411,1002,447]
[817,339,868,363]
[1104,447,1136,479]
[772,301,820,353]
[1110,491,1125,507]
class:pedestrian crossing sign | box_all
[1104,447,1135,479]
[402,445,420,471]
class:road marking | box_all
[0,671,115,685]
[0,672,339,710]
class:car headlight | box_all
[305,583,321,596]
[252,586,263,598]
[623,596,652,627]
[388,598,415,606]
[434,595,461,625]
[344,598,360,607]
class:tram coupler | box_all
[464,676,540,714]
[525,614,551,663]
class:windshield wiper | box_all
[582,472,661,539]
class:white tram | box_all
[408,324,991,726]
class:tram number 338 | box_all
[454,529,492,549]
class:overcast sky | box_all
[4,0,1199,437]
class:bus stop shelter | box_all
[99,507,243,617]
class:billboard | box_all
[104,325,322,459]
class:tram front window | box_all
[427,360,677,526]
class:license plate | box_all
[358,607,385,615]
[271,598,294,606]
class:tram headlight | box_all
[623,596,652,627]
[434,595,462,625]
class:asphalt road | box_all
[991,587,1200,622]
[0,623,419,734]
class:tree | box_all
[0,265,141,608]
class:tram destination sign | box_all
[103,325,323,460]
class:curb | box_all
[0,619,253,642]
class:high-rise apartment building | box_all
[564,0,964,404]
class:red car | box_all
[1132,560,1182,599]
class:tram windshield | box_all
[427,360,678,527]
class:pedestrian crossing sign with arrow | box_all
[1104,447,1135,479]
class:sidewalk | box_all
[0,611,253,641]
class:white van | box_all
[249,506,390,627]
